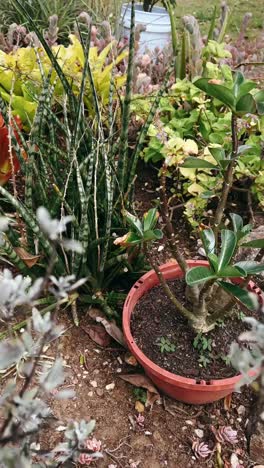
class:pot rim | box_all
[123,260,262,390]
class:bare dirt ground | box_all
[44,314,257,468]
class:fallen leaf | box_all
[120,374,160,408]
[88,308,126,347]
[146,389,160,408]
[224,393,232,411]
[135,401,145,413]
[81,325,111,347]
[14,247,40,268]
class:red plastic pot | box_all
[123,260,263,404]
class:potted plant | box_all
[121,1,176,52]
[118,72,264,404]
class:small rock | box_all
[125,354,138,367]
[103,361,108,366]
[88,391,93,397]
[237,405,246,416]
[90,380,98,388]
[105,382,115,391]
[194,429,204,439]
[93,369,100,374]
[145,431,152,436]
[117,356,123,365]
[96,388,104,397]
[182,426,187,431]
[135,401,145,413]
[185,420,194,426]
[116,368,122,373]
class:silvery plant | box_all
[0,209,102,467]
[230,306,264,435]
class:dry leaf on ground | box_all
[88,308,126,347]
[119,373,160,407]
[81,325,111,347]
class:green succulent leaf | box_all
[209,146,225,164]
[186,266,216,285]
[237,145,253,155]
[236,93,256,115]
[233,71,245,98]
[143,208,159,232]
[218,281,259,311]
[217,265,246,277]
[234,261,264,274]
[208,253,219,272]
[194,78,235,110]
[200,228,215,255]
[254,90,264,114]
[181,157,217,169]
[153,229,163,239]
[230,213,243,234]
[123,211,143,237]
[218,230,237,271]
[241,238,264,248]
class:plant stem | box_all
[146,251,197,323]
[159,167,188,273]
[213,113,238,240]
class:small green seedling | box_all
[133,387,147,404]
[156,336,176,353]
[193,333,213,367]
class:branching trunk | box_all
[159,167,201,305]
[213,114,238,241]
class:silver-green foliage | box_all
[0,211,101,467]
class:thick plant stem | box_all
[213,113,238,240]
[159,166,200,305]
[148,257,197,323]
[197,278,216,318]
[144,246,212,331]
[159,168,188,273]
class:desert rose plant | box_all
[117,71,264,333]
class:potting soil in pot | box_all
[131,278,259,380]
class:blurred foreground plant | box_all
[0,211,102,467]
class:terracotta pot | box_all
[123,260,263,404]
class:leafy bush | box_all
[141,69,264,227]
